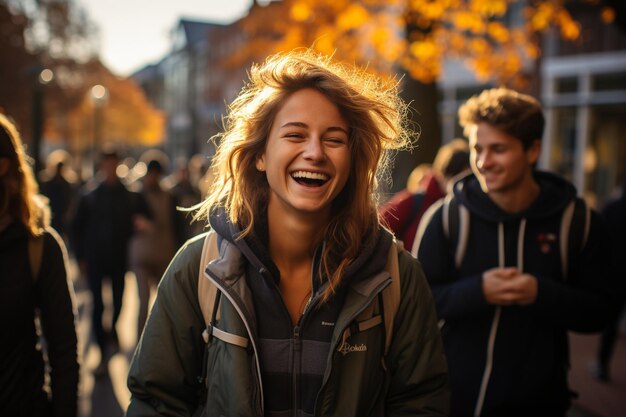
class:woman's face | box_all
[257,88,351,220]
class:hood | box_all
[208,206,393,288]
[453,170,577,222]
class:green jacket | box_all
[127,232,449,417]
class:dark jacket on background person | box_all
[71,178,151,268]
[0,219,79,417]
[416,171,613,417]
[40,172,75,238]
[127,210,449,417]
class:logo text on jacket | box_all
[338,341,367,356]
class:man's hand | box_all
[482,267,538,306]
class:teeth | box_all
[292,171,329,181]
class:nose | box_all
[476,149,491,170]
[302,136,325,162]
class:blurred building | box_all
[132,18,249,164]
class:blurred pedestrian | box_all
[414,87,613,416]
[592,182,626,382]
[0,113,79,417]
[71,144,151,376]
[127,49,449,416]
[379,138,469,251]
[166,157,203,241]
[39,149,78,241]
[129,150,182,342]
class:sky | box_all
[80,0,252,77]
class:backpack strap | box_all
[442,195,470,269]
[198,230,220,327]
[28,234,44,283]
[381,240,401,356]
[198,231,251,348]
[559,198,590,281]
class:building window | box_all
[550,106,578,183]
[556,77,578,94]
[592,71,626,92]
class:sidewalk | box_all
[567,317,626,417]
[74,269,136,417]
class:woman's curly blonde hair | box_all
[196,48,415,300]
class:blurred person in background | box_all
[379,138,470,252]
[39,149,78,242]
[71,144,151,376]
[166,157,203,241]
[129,150,184,342]
[0,113,79,417]
[592,181,626,382]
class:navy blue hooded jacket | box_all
[415,171,613,417]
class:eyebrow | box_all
[280,121,349,135]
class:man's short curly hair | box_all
[458,87,544,149]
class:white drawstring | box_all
[474,219,527,416]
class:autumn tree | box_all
[0,3,37,139]
[44,60,165,165]
[3,0,99,61]
[239,0,618,192]
[0,0,164,175]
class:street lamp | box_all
[90,84,108,175]
[32,67,54,174]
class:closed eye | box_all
[325,137,347,145]
[283,132,305,140]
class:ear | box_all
[0,158,10,177]
[526,139,541,165]
[256,155,266,172]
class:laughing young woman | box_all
[126,49,449,417]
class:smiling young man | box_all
[413,88,613,416]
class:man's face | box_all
[469,122,540,196]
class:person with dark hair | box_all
[127,49,449,417]
[592,184,626,382]
[71,145,151,376]
[414,87,613,416]
[0,113,79,417]
[379,138,470,251]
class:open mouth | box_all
[291,170,329,187]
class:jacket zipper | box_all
[204,268,264,417]
[293,325,301,417]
